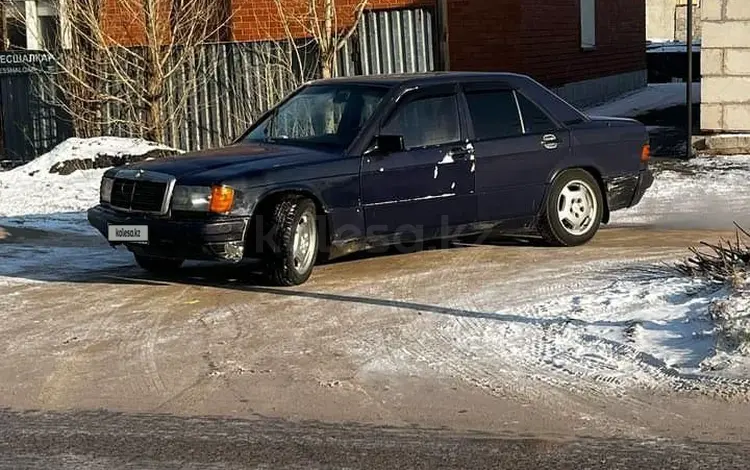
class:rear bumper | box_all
[87,205,250,261]
[606,169,654,212]
[629,168,654,207]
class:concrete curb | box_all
[693,134,750,156]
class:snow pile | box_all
[584,83,701,118]
[0,137,177,233]
[672,228,750,372]
[14,137,175,176]
[705,290,750,371]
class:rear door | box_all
[360,84,476,238]
[461,82,570,222]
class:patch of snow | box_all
[438,154,455,165]
[701,288,750,376]
[0,137,176,234]
[584,83,701,118]
[350,260,750,396]
[433,165,439,179]
[610,155,750,230]
[647,41,701,54]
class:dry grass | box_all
[674,223,750,288]
[674,224,750,366]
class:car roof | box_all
[308,71,530,88]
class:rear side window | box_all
[517,93,558,134]
[465,90,523,141]
[382,95,460,150]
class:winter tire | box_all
[263,196,319,286]
[538,169,604,247]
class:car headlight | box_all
[100,177,114,203]
[171,185,212,212]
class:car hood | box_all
[114,142,339,183]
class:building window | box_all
[580,0,596,49]
[1,1,60,50]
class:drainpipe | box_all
[436,0,450,71]
[686,0,693,158]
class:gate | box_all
[0,51,71,167]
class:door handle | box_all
[541,134,559,150]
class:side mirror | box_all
[369,135,405,155]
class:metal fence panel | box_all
[336,8,435,77]
[2,7,436,164]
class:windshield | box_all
[243,84,390,151]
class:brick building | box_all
[4,0,647,107]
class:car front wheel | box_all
[538,169,604,247]
[263,196,319,286]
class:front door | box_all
[461,83,570,222]
[360,84,476,241]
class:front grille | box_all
[110,178,168,213]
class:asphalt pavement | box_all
[1,408,749,469]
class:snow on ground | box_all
[584,83,701,118]
[0,137,175,234]
[350,258,750,398]
[611,155,750,229]
[349,157,750,395]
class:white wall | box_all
[647,0,702,41]
[701,0,750,132]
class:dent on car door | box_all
[463,84,570,222]
[360,85,477,240]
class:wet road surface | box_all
[2,408,750,469]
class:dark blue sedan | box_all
[88,72,653,286]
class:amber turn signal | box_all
[209,185,235,213]
[641,143,651,163]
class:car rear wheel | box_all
[538,169,603,247]
[263,196,319,286]
[134,254,184,274]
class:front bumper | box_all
[87,205,250,262]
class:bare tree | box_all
[12,0,230,143]
[270,0,368,79]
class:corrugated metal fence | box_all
[1,7,436,164]
[336,8,436,77]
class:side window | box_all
[516,93,558,135]
[382,94,460,150]
[580,0,596,49]
[465,90,523,141]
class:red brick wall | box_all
[445,0,524,73]
[100,0,645,88]
[232,0,435,42]
[445,0,646,87]
[102,0,151,46]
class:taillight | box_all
[641,143,651,163]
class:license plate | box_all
[108,225,148,243]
